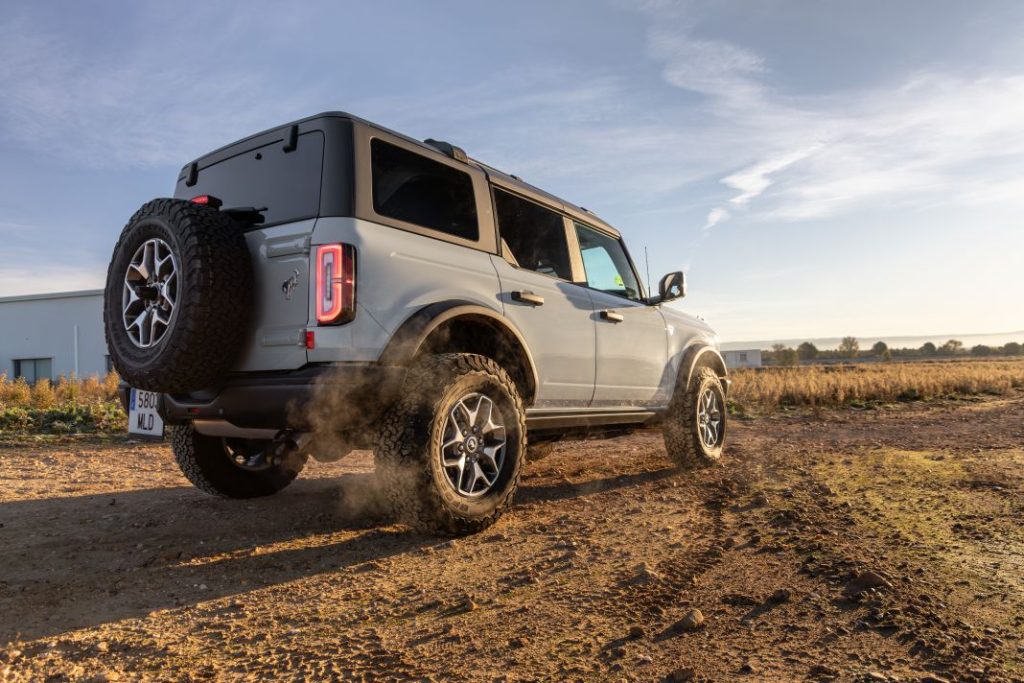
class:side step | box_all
[525,408,660,432]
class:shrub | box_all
[30,379,57,409]
[0,406,33,431]
[0,375,32,408]
[839,336,859,358]
[0,372,125,434]
[797,342,818,361]
[776,347,799,366]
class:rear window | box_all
[175,130,325,227]
[494,188,573,281]
[370,139,478,240]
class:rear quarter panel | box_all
[307,217,502,363]
[232,220,314,372]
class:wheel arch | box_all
[378,301,539,405]
[679,342,728,392]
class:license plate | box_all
[128,388,165,439]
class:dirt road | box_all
[1,395,1022,682]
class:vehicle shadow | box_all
[518,465,679,504]
[0,473,427,642]
[0,464,677,643]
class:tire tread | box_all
[375,353,526,535]
[663,366,726,469]
[103,198,252,393]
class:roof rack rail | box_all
[424,138,468,163]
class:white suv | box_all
[104,112,729,534]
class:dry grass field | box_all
[3,360,1023,435]
[729,358,1024,412]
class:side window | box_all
[370,139,478,240]
[574,222,642,301]
[493,188,573,280]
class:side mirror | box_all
[656,271,686,303]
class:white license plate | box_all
[128,388,165,439]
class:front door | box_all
[572,221,669,407]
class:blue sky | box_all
[1,0,1022,342]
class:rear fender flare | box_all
[378,300,539,402]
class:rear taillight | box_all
[189,194,222,208]
[315,243,356,325]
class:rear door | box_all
[572,221,670,407]
[490,188,595,408]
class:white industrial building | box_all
[0,289,109,382]
[723,349,762,369]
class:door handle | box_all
[511,291,545,306]
[600,310,624,323]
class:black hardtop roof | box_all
[184,111,619,237]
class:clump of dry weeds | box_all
[729,358,1024,411]
[0,372,124,434]
[0,372,121,410]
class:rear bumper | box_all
[120,363,407,432]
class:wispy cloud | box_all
[0,12,323,168]
[629,2,1024,228]
[702,207,728,231]
[722,146,823,207]
[648,30,766,105]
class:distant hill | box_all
[721,330,1024,352]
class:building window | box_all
[13,358,53,384]
[739,352,748,363]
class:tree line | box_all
[764,337,1024,366]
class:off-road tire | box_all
[663,366,727,468]
[104,198,252,393]
[171,424,306,499]
[375,353,526,535]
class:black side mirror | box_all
[656,271,686,303]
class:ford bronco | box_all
[104,112,728,534]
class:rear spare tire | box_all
[103,198,252,393]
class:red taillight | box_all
[190,194,222,208]
[315,243,356,325]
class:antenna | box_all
[644,246,652,298]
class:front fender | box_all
[678,343,729,393]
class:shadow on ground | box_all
[0,463,676,642]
